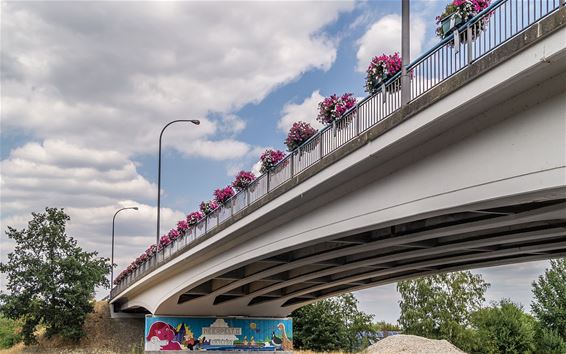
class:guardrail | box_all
[110,0,563,299]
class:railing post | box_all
[290,152,295,177]
[467,26,473,64]
[266,172,271,192]
[355,104,360,135]
[230,200,234,218]
[246,188,250,206]
[319,132,324,158]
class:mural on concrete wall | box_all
[145,316,293,352]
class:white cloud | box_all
[278,90,325,132]
[1,140,156,214]
[356,14,426,72]
[0,140,185,285]
[2,1,354,160]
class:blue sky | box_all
[0,0,550,323]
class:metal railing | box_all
[110,0,563,298]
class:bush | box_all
[0,315,21,349]
[470,299,536,354]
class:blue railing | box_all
[111,0,564,297]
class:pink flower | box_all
[232,170,256,191]
[187,211,204,226]
[177,219,189,234]
[317,93,357,124]
[285,121,318,151]
[259,149,286,174]
[213,186,235,204]
[158,234,171,250]
[364,53,403,94]
[168,228,180,240]
[200,200,219,215]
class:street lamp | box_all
[156,119,200,247]
[111,206,138,286]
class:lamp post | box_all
[156,119,200,247]
[111,206,138,286]
[401,0,411,106]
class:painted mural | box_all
[145,316,293,352]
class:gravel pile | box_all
[366,334,466,354]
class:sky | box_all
[0,0,551,324]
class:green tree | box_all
[531,258,566,341]
[470,299,536,354]
[0,208,111,344]
[397,271,489,351]
[291,293,377,352]
[535,326,566,354]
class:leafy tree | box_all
[291,293,377,352]
[0,208,111,344]
[531,258,566,341]
[470,299,536,354]
[535,326,566,354]
[397,271,489,351]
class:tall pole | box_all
[156,119,200,247]
[111,206,138,287]
[401,0,411,106]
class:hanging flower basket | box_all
[259,149,286,174]
[232,170,256,191]
[285,121,318,152]
[364,53,403,94]
[436,0,491,42]
[214,186,235,205]
[176,219,189,236]
[199,200,219,215]
[186,211,203,226]
[168,228,180,241]
[317,93,356,126]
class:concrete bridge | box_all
[110,3,566,318]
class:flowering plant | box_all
[436,0,491,39]
[168,228,180,241]
[232,170,256,191]
[214,186,235,204]
[145,244,157,257]
[364,53,403,94]
[285,121,318,151]
[187,211,203,226]
[200,200,219,215]
[259,149,286,174]
[177,219,189,234]
[317,93,357,125]
[158,234,171,250]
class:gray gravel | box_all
[366,334,466,354]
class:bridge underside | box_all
[111,11,566,317]
[178,199,566,311]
